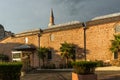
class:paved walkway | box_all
[21,66,120,80]
[96,71,120,80]
[96,66,120,80]
[21,72,71,80]
[96,66,120,71]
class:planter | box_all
[72,72,97,80]
[72,61,98,80]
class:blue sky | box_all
[0,0,120,33]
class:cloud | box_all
[51,0,120,22]
[0,0,120,33]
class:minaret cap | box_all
[48,8,55,27]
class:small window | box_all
[50,34,54,41]
[47,51,52,60]
[114,52,118,59]
[13,53,21,58]
[115,25,120,33]
[25,37,28,44]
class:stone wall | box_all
[0,18,119,67]
[0,34,40,67]
[40,21,118,64]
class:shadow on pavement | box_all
[100,75,120,80]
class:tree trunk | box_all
[43,58,45,68]
[66,57,68,68]
[39,58,41,68]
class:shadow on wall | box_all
[73,44,90,60]
[0,42,91,68]
[40,44,90,69]
[0,43,24,61]
[39,47,61,68]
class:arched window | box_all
[115,24,120,33]
[25,37,28,44]
[50,34,54,41]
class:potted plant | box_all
[72,61,97,80]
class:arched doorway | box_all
[12,44,36,72]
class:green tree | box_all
[37,47,49,67]
[110,35,120,53]
[60,42,76,67]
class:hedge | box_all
[72,61,97,75]
[0,62,22,80]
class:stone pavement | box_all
[21,72,71,80]
[96,66,120,80]
[96,66,120,71]
[21,66,120,80]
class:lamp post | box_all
[38,33,41,48]
[82,22,87,61]
[38,29,42,67]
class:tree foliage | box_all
[37,47,49,67]
[110,35,120,53]
[60,42,76,67]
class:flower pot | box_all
[72,72,97,80]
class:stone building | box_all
[0,10,120,68]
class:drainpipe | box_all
[38,29,42,67]
[82,22,87,61]
[38,33,40,67]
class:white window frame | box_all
[12,51,22,61]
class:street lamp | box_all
[38,29,42,67]
[82,22,87,61]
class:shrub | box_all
[0,54,9,62]
[67,61,73,68]
[0,62,22,80]
[95,60,104,67]
[72,61,97,75]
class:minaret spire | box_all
[48,8,55,27]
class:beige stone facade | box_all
[0,15,120,67]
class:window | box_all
[115,25,120,33]
[50,34,54,41]
[12,53,21,62]
[13,53,21,58]
[47,50,52,60]
[114,52,118,59]
[25,37,28,44]
[12,51,22,61]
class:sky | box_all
[0,0,120,33]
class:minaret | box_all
[48,8,55,27]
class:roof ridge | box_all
[92,12,120,20]
[48,21,81,28]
